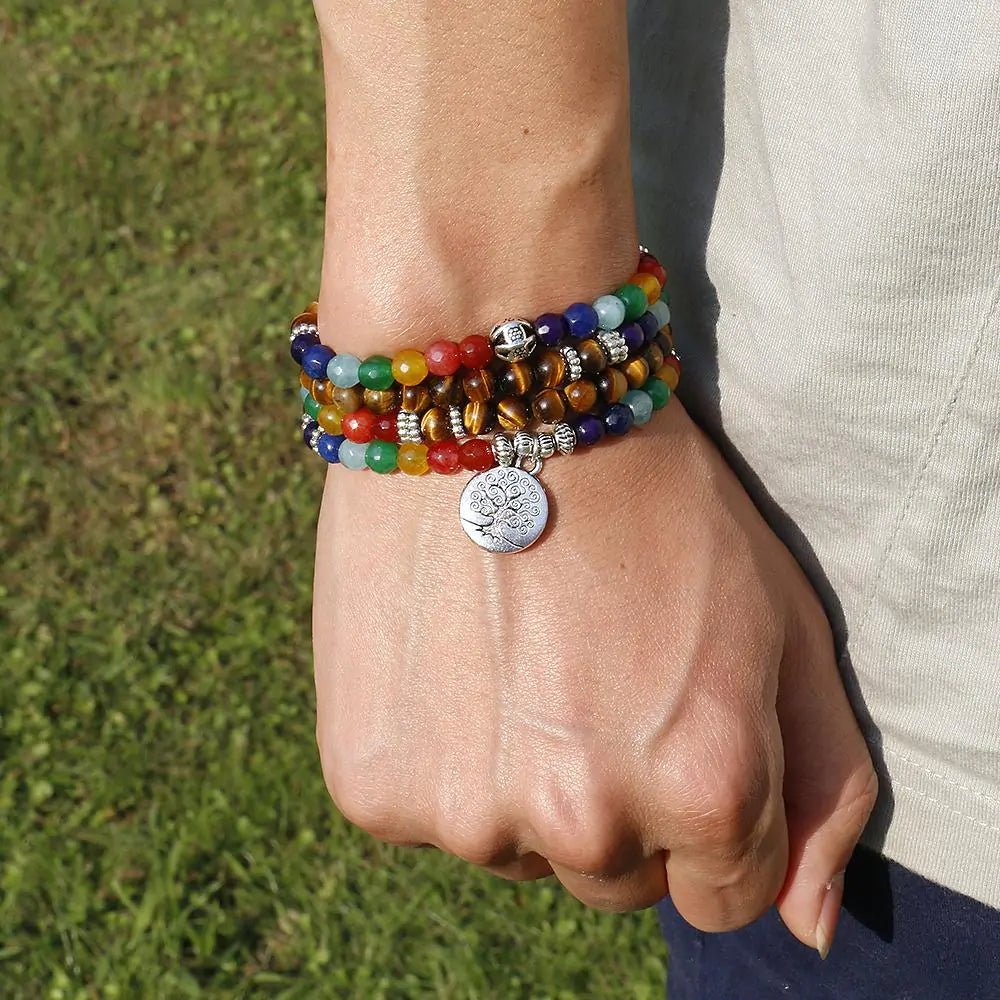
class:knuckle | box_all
[318,741,396,836]
[434,779,511,867]
[527,786,629,875]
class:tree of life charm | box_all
[459,466,549,553]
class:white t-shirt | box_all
[628,0,1000,908]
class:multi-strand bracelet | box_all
[290,248,681,553]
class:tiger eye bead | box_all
[496,397,531,433]
[532,388,566,424]
[655,327,674,354]
[462,369,495,404]
[577,339,608,375]
[363,388,400,415]
[534,349,567,389]
[463,400,495,435]
[331,385,363,413]
[317,405,344,434]
[401,383,432,414]
[428,374,464,408]
[662,354,682,391]
[643,343,665,374]
[312,379,337,405]
[497,361,534,397]
[299,369,314,392]
[421,406,453,442]
[597,368,628,404]
[622,357,650,390]
[564,379,599,414]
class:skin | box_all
[310,0,878,957]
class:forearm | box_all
[313,0,637,354]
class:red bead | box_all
[372,411,399,442]
[638,255,667,286]
[427,439,461,474]
[342,408,377,444]
[459,335,492,369]
[425,339,462,376]
[458,438,496,472]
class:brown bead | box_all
[643,343,665,375]
[364,388,401,415]
[534,349,567,389]
[331,385,363,413]
[532,388,566,424]
[428,375,463,407]
[401,384,432,414]
[496,397,531,433]
[299,369,314,392]
[597,368,628,404]
[577,339,608,375]
[656,326,674,354]
[291,310,318,330]
[622,357,650,390]
[463,401,495,435]
[462,369,495,404]
[421,406,453,442]
[564,379,599,414]
[312,379,337,405]
[497,361,534,397]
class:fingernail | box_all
[815,870,845,960]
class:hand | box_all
[312,397,877,953]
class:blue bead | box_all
[338,439,369,470]
[563,302,599,339]
[327,353,361,388]
[621,322,645,355]
[302,418,319,447]
[637,311,660,343]
[302,344,335,380]
[317,433,344,464]
[648,299,671,330]
[299,386,311,402]
[592,294,627,331]
[622,389,654,426]
[573,414,605,446]
[290,331,319,364]
[604,403,634,436]
[535,313,569,347]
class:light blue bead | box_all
[593,294,627,331]
[622,389,654,426]
[338,439,369,470]
[648,299,671,330]
[327,353,361,388]
[299,386,311,402]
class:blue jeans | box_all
[657,846,1000,999]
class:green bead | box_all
[303,394,321,419]
[365,440,399,474]
[357,354,395,390]
[643,375,671,410]
[615,283,649,323]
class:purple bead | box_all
[301,343,335,379]
[290,331,320,364]
[535,312,568,347]
[637,311,660,343]
[302,418,320,447]
[317,433,345,464]
[621,322,645,355]
[563,302,599,339]
[604,403,634,436]
[573,414,605,447]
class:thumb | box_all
[773,589,879,957]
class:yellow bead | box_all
[317,405,344,434]
[391,349,429,387]
[628,272,661,305]
[397,442,430,476]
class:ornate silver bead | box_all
[396,411,422,443]
[492,434,515,467]
[597,330,629,365]
[290,321,318,342]
[513,431,536,460]
[308,428,324,452]
[553,422,576,455]
[559,344,584,383]
[489,319,538,363]
[537,432,557,459]
[448,405,465,439]
[301,412,314,429]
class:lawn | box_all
[0,3,669,996]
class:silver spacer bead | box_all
[597,330,629,365]
[448,405,465,439]
[492,434,515,468]
[290,321,318,342]
[396,411,422,443]
[489,318,538,363]
[560,344,584,383]
[537,432,557,459]
[301,412,314,429]
[513,431,537,460]
[308,427,324,452]
[553,422,576,456]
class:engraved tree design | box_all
[465,469,544,549]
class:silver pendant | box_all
[459,465,549,553]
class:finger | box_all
[547,852,668,912]
[774,589,879,957]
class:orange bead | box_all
[391,349,429,387]
[622,357,650,390]
[662,355,682,391]
[317,406,344,434]
[299,369,314,392]
[628,272,661,305]
[313,379,337,405]
[397,442,430,476]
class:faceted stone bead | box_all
[358,355,395,391]
[397,442,430,476]
[427,439,462,474]
[342,408,377,443]
[662,354,682,391]
[593,294,627,331]
[497,361,533,397]
[391,349,429,386]
[302,344,335,380]
[365,440,399,474]
[628,272,661,305]
[638,254,667,285]
[643,343,665,374]
[656,328,675,354]
[621,322,645,356]
[532,388,566,424]
[316,433,344,464]
[401,384,432,414]
[622,357,650,390]
[614,283,648,323]
[364,388,400,415]
[327,353,362,388]
[290,331,319,364]
[313,379,337,405]
[648,299,671,330]
[458,438,496,472]
[331,385,363,413]
[317,405,344,434]
[597,367,628,404]
[425,340,462,376]
[643,376,671,410]
[372,412,399,442]
[429,374,464,407]
[534,349,566,389]
[421,406,453,442]
[573,414,605,446]
[563,301,600,339]
[302,395,321,420]
[564,379,598,414]
[577,339,608,375]
[301,418,319,447]
[338,439,369,471]
[637,310,660,343]
[459,335,493,369]
[535,312,568,347]
[496,397,531,433]
[464,400,495,435]
[462,369,495,404]
[622,388,654,426]
[299,370,314,392]
[604,402,635,436]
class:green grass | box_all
[0,3,669,996]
